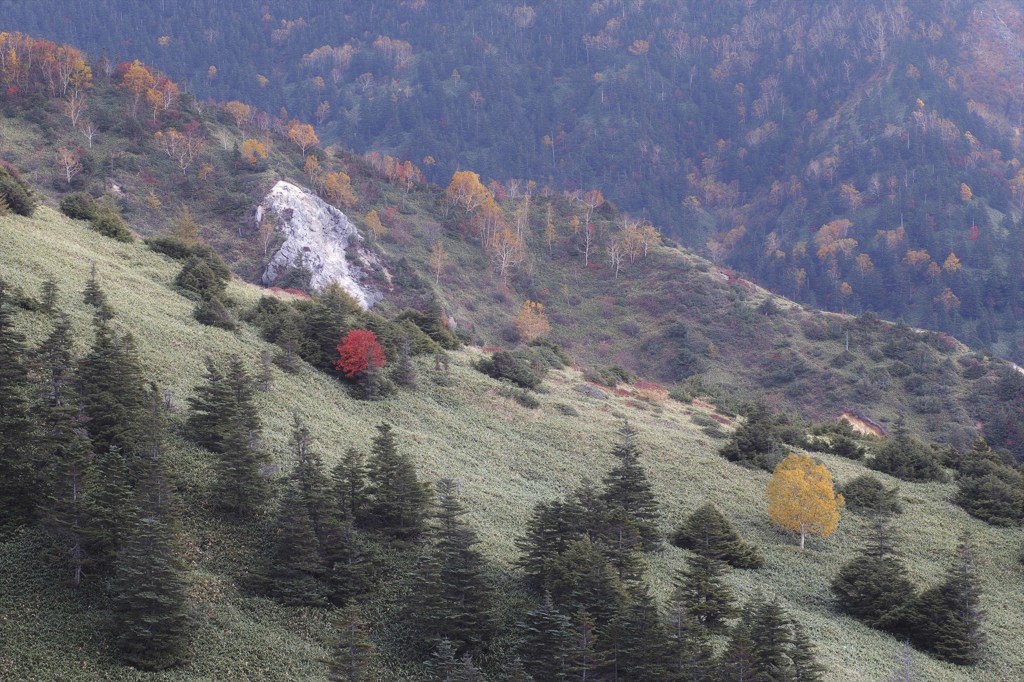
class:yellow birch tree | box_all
[766,453,843,549]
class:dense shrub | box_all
[840,474,902,515]
[584,364,635,387]
[145,236,195,260]
[719,404,805,471]
[497,384,540,409]
[955,458,1024,526]
[89,206,134,242]
[59,192,97,220]
[0,162,36,216]
[175,256,228,300]
[868,433,947,483]
[476,349,546,389]
[193,297,236,330]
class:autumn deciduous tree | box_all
[767,453,844,549]
[240,139,268,167]
[287,122,319,157]
[444,170,490,215]
[322,171,358,208]
[430,241,449,285]
[515,301,551,342]
[335,330,386,379]
[119,60,156,118]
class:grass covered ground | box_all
[1,209,1023,680]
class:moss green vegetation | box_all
[2,205,1024,679]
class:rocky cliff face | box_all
[258,181,384,309]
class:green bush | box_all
[868,436,947,483]
[59,192,97,221]
[89,207,134,242]
[0,162,36,216]
[955,459,1024,527]
[476,349,546,390]
[145,236,195,260]
[583,364,635,387]
[175,256,228,300]
[497,383,540,409]
[194,297,236,330]
[840,474,902,515]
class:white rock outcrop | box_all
[258,180,382,308]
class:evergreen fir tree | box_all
[514,498,585,591]
[327,606,378,682]
[325,518,376,606]
[748,598,796,681]
[898,535,985,665]
[673,554,737,633]
[0,280,37,528]
[259,416,333,606]
[424,639,461,682]
[111,512,192,671]
[669,503,764,569]
[718,605,758,682]
[365,422,431,542]
[546,538,629,629]
[518,592,573,682]
[83,445,134,573]
[605,583,671,681]
[412,478,495,655]
[599,422,661,551]
[832,519,916,630]
[595,506,646,584]
[332,447,369,524]
[34,314,93,584]
[82,262,106,307]
[40,277,58,313]
[789,619,827,682]
[77,318,148,458]
[392,338,417,387]
[666,597,713,682]
[568,610,608,682]
[187,356,268,517]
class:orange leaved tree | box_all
[766,453,844,549]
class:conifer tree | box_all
[364,423,431,542]
[673,554,737,633]
[111,512,192,671]
[83,445,134,573]
[519,593,573,682]
[568,610,607,681]
[259,416,333,606]
[666,597,713,681]
[897,535,985,665]
[670,503,764,569]
[0,280,37,527]
[546,538,629,629]
[790,619,827,681]
[392,338,417,387]
[605,583,671,680]
[412,478,495,655]
[832,519,916,630]
[77,318,148,458]
[40,277,58,313]
[749,598,796,679]
[82,263,106,307]
[34,314,93,584]
[515,497,586,591]
[327,606,378,682]
[325,518,375,606]
[332,447,369,524]
[599,422,661,551]
[187,356,268,517]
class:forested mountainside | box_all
[2,27,1024,682]
[5,0,1024,361]
[1,35,1022,458]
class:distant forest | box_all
[5,0,1024,359]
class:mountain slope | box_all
[2,203,1023,679]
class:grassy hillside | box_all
[2,210,1023,679]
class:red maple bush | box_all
[335,329,386,378]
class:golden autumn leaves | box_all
[767,453,844,549]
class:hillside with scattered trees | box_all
[1,20,1024,681]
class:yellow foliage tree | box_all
[287,122,319,157]
[430,240,449,284]
[444,170,491,215]
[322,171,357,208]
[363,209,386,239]
[943,252,962,273]
[224,100,252,128]
[240,138,268,166]
[766,453,844,549]
[515,300,551,342]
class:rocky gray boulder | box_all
[258,180,385,309]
